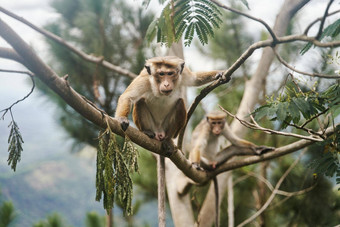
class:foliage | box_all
[7,120,23,172]
[0,201,16,227]
[301,18,340,55]
[253,81,340,129]
[85,212,106,227]
[96,124,139,216]
[33,213,69,227]
[308,125,340,188]
[146,0,223,46]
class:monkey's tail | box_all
[213,177,219,227]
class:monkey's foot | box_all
[161,140,175,157]
[192,162,204,171]
[116,117,129,131]
[255,146,275,155]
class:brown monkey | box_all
[115,56,223,226]
[115,56,223,147]
[189,110,273,227]
[189,110,272,169]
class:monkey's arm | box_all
[222,123,274,155]
[189,122,210,166]
[182,67,223,86]
[115,76,150,130]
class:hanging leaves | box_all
[7,120,24,172]
[96,123,139,216]
[146,0,223,46]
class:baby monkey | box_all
[190,110,273,169]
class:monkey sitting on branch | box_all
[187,110,273,227]
[115,56,224,150]
[189,109,273,170]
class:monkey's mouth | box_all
[161,90,173,95]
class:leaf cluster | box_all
[308,126,340,189]
[253,82,340,129]
[146,0,223,46]
[95,126,139,216]
[7,120,24,172]
[301,18,340,55]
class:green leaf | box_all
[300,42,313,55]
[276,102,288,122]
[321,18,340,39]
[288,101,301,124]
[239,0,250,10]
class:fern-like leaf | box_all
[7,120,24,172]
[147,0,223,46]
[95,126,139,216]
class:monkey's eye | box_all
[168,72,174,76]
[159,72,165,76]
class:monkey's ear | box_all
[180,62,185,74]
[145,64,151,75]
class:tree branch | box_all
[237,150,307,227]
[316,0,335,39]
[274,49,340,79]
[0,7,137,79]
[210,0,278,43]
[0,69,35,120]
[0,8,338,184]
[303,9,340,35]
[0,47,25,64]
[221,107,324,142]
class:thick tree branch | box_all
[0,7,137,79]
[0,47,25,64]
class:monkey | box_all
[115,56,223,225]
[189,110,274,227]
[115,56,223,147]
[189,110,272,169]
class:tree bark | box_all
[197,0,310,226]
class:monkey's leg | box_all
[163,98,187,139]
[132,98,157,139]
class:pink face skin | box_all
[209,119,225,136]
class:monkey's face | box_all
[154,67,180,96]
[208,119,225,136]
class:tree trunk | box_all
[197,1,309,226]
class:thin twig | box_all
[0,70,35,120]
[220,106,323,142]
[316,0,335,40]
[237,150,307,227]
[0,7,137,79]
[304,10,340,35]
[274,49,340,79]
[210,0,278,43]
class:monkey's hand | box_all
[214,71,226,81]
[116,116,129,131]
[254,145,275,155]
